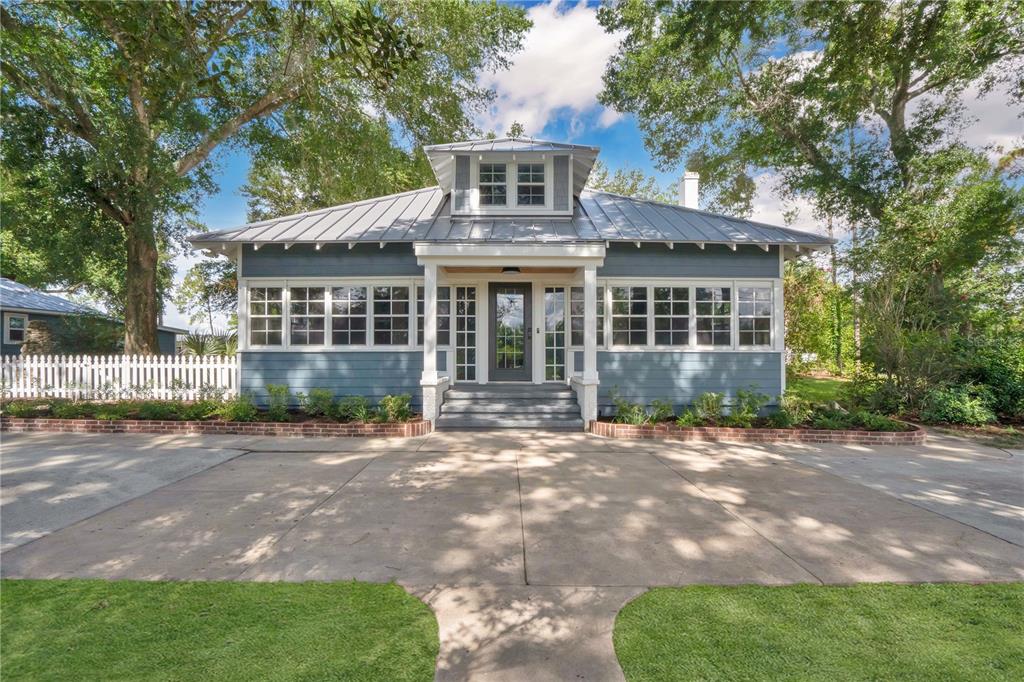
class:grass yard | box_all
[786,374,845,404]
[1,579,438,681]
[615,583,1024,682]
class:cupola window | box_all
[517,163,545,206]
[479,163,507,206]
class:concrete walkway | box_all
[2,430,1022,680]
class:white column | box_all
[580,264,599,425]
[420,262,443,422]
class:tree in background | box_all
[2,1,430,353]
[585,161,672,203]
[600,0,1024,412]
[174,260,238,335]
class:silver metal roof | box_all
[189,187,833,249]
[423,137,600,153]
[0,277,101,315]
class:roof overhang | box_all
[415,242,605,268]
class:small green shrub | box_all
[842,372,905,415]
[769,393,814,428]
[298,388,335,418]
[93,402,132,421]
[50,400,92,419]
[725,388,770,428]
[648,399,675,423]
[612,391,648,425]
[179,400,220,421]
[920,384,997,426]
[693,392,724,424]
[136,401,183,420]
[675,409,701,427]
[851,410,907,432]
[3,400,40,418]
[218,394,258,422]
[377,394,413,422]
[265,384,291,422]
[810,408,854,430]
[337,396,373,422]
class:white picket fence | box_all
[1,354,237,400]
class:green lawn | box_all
[787,374,845,404]
[1,579,439,681]
[615,583,1024,681]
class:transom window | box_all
[570,286,605,347]
[654,287,689,346]
[417,285,451,346]
[373,286,410,345]
[249,287,284,346]
[611,286,648,346]
[516,163,545,206]
[331,286,367,345]
[479,163,506,206]
[738,287,773,346]
[289,287,326,345]
[696,287,731,346]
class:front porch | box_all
[416,243,603,427]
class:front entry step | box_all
[435,383,583,431]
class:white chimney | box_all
[678,172,699,209]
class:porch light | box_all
[501,266,521,274]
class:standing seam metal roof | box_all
[188,187,833,247]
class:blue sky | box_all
[172,0,1019,330]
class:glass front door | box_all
[490,283,532,381]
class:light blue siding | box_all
[240,351,423,408]
[598,243,780,278]
[241,243,421,278]
[597,350,782,415]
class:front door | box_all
[490,283,532,381]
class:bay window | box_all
[738,286,773,346]
[695,287,732,346]
[331,285,367,345]
[372,285,410,345]
[289,287,326,345]
[249,287,283,346]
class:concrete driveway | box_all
[2,429,1022,681]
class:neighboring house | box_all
[0,278,184,355]
[188,137,832,429]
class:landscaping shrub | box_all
[768,393,814,428]
[2,400,41,418]
[337,396,373,423]
[675,409,701,427]
[842,372,906,415]
[958,336,1024,420]
[93,402,133,421]
[810,408,853,430]
[377,394,413,422]
[136,400,183,421]
[648,399,675,423]
[217,394,258,422]
[725,388,770,428]
[49,400,92,419]
[611,391,648,425]
[850,410,907,432]
[298,388,335,418]
[265,384,291,422]
[179,400,220,421]
[693,392,724,424]
[920,384,997,426]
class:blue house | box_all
[188,137,831,430]
[0,278,183,356]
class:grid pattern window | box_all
[372,286,410,345]
[569,286,605,347]
[610,286,648,346]
[696,287,732,346]
[544,287,566,380]
[289,287,326,345]
[416,286,451,346]
[330,286,367,345]
[479,163,507,206]
[738,286,773,346]
[516,163,545,206]
[455,287,476,381]
[4,314,27,344]
[249,287,284,346]
[654,287,690,346]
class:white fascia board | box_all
[415,242,606,263]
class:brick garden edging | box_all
[589,420,926,445]
[0,416,431,438]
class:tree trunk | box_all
[124,214,161,354]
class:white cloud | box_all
[477,1,622,137]
[959,77,1022,159]
[749,173,838,237]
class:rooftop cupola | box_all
[423,137,600,216]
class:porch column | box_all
[420,262,444,422]
[580,263,599,425]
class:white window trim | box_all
[460,153,572,216]
[3,312,28,345]
[515,162,546,208]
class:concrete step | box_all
[435,415,585,430]
[441,402,579,415]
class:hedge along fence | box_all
[0,417,432,438]
[1,354,236,400]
